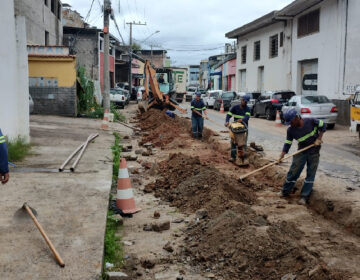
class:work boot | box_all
[298,198,307,205]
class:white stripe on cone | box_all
[118,168,129,178]
[117,188,134,200]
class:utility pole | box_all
[103,0,111,112]
[126,21,146,96]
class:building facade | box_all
[14,0,63,45]
[199,60,209,89]
[0,0,29,141]
[63,26,118,92]
[226,0,360,125]
[187,65,200,87]
[133,50,167,68]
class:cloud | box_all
[64,0,293,65]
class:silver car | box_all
[281,95,338,128]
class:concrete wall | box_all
[30,87,77,116]
[14,0,62,45]
[0,1,29,141]
[28,56,77,116]
[236,21,291,92]
[63,32,99,81]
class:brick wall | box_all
[30,86,77,116]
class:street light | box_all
[140,30,160,44]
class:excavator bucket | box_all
[138,100,148,113]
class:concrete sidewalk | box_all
[0,115,124,279]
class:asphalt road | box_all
[181,102,360,186]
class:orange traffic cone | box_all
[101,109,109,130]
[275,110,282,127]
[220,101,225,113]
[116,158,141,214]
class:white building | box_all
[0,0,30,141]
[226,11,292,93]
[226,0,360,125]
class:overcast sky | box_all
[64,0,293,66]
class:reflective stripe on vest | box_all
[318,120,324,127]
[297,127,318,142]
[192,106,206,111]
[227,112,244,119]
[285,140,292,145]
[0,136,5,144]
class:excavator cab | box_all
[138,60,186,114]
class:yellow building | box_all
[27,45,77,116]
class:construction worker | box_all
[225,95,251,163]
[0,129,9,184]
[279,109,325,205]
[191,92,208,139]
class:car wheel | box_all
[327,123,335,129]
[254,107,259,118]
[266,108,273,120]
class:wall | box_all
[14,0,63,45]
[100,52,115,91]
[291,0,343,100]
[28,56,77,116]
[63,31,99,81]
[235,21,291,93]
[0,1,29,141]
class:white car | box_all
[205,90,222,108]
[185,86,198,102]
[110,88,126,108]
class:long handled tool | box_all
[239,144,316,181]
[117,121,141,131]
[22,203,65,267]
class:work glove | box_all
[314,139,323,146]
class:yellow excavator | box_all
[138,60,186,114]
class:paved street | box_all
[182,102,360,187]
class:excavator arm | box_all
[139,60,186,113]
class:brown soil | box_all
[135,108,355,280]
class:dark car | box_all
[214,91,237,111]
[253,91,295,120]
[230,92,261,115]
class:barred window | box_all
[254,41,260,61]
[241,46,247,64]
[269,34,278,58]
[298,9,320,37]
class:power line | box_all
[85,0,96,22]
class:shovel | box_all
[16,203,65,267]
[239,144,316,181]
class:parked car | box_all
[185,86,198,102]
[29,94,34,114]
[230,92,261,115]
[213,91,237,111]
[136,86,145,103]
[253,91,295,120]
[204,90,222,108]
[281,95,338,128]
[110,88,127,108]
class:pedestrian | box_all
[0,129,9,184]
[191,92,208,139]
[225,95,251,164]
[279,109,325,205]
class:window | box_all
[269,34,278,58]
[45,31,49,46]
[57,1,61,20]
[241,46,247,64]
[280,32,284,47]
[99,40,103,51]
[298,9,320,37]
[44,0,48,6]
[253,41,260,61]
[51,0,55,13]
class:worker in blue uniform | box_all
[225,95,251,163]
[0,129,9,184]
[279,109,325,205]
[191,92,208,139]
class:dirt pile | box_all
[144,153,256,214]
[138,109,189,147]
[145,153,345,280]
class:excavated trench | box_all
[133,109,360,279]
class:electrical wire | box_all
[85,0,96,22]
